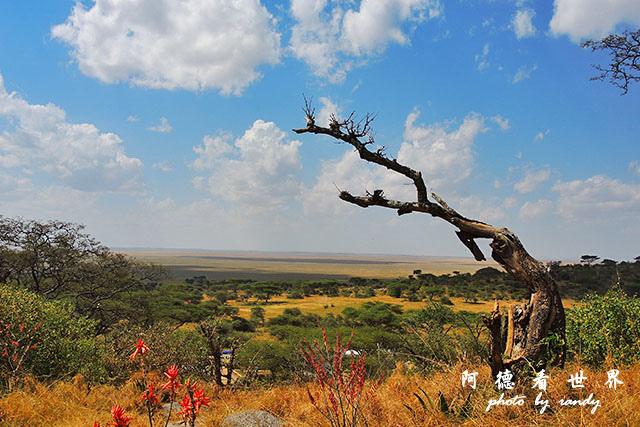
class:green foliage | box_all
[567,287,640,366]
[0,285,102,386]
[101,321,210,383]
[342,302,403,329]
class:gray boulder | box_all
[221,410,284,427]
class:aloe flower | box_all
[130,338,149,359]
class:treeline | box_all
[195,258,640,306]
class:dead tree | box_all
[293,99,566,376]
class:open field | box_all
[120,249,501,281]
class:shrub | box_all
[567,287,640,366]
[0,284,102,388]
[101,321,209,383]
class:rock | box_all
[221,410,284,427]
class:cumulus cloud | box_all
[549,0,640,42]
[511,8,536,39]
[304,109,487,213]
[553,175,640,222]
[289,0,442,82]
[192,120,303,212]
[514,167,551,193]
[52,0,281,94]
[513,64,537,83]
[148,117,172,133]
[0,73,143,192]
[629,161,640,177]
[519,199,552,220]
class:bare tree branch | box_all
[582,28,640,95]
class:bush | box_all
[567,287,640,366]
[440,295,454,305]
[101,321,210,383]
[0,285,102,387]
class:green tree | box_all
[0,217,166,332]
[250,306,266,326]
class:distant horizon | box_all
[116,247,592,264]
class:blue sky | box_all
[1,0,639,261]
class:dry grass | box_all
[1,362,638,426]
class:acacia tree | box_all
[293,99,566,376]
[0,216,166,332]
[582,28,640,94]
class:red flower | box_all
[192,388,211,411]
[93,422,102,427]
[161,365,181,392]
[141,382,159,406]
[177,395,192,416]
[130,338,149,359]
[107,405,132,427]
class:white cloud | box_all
[511,9,536,39]
[152,161,172,172]
[192,120,303,212]
[513,64,537,83]
[127,115,139,122]
[289,0,442,83]
[304,109,487,213]
[475,43,490,70]
[534,128,550,142]
[401,109,486,193]
[519,199,552,220]
[553,175,640,222]
[0,73,143,192]
[317,97,341,127]
[148,117,172,133]
[629,161,640,177]
[491,115,511,131]
[514,167,551,193]
[549,0,640,42]
[52,0,281,94]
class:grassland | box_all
[121,249,500,281]
[123,249,577,318]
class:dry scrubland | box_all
[1,362,639,426]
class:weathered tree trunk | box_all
[293,102,565,375]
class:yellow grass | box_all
[229,294,578,320]
[2,362,638,426]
